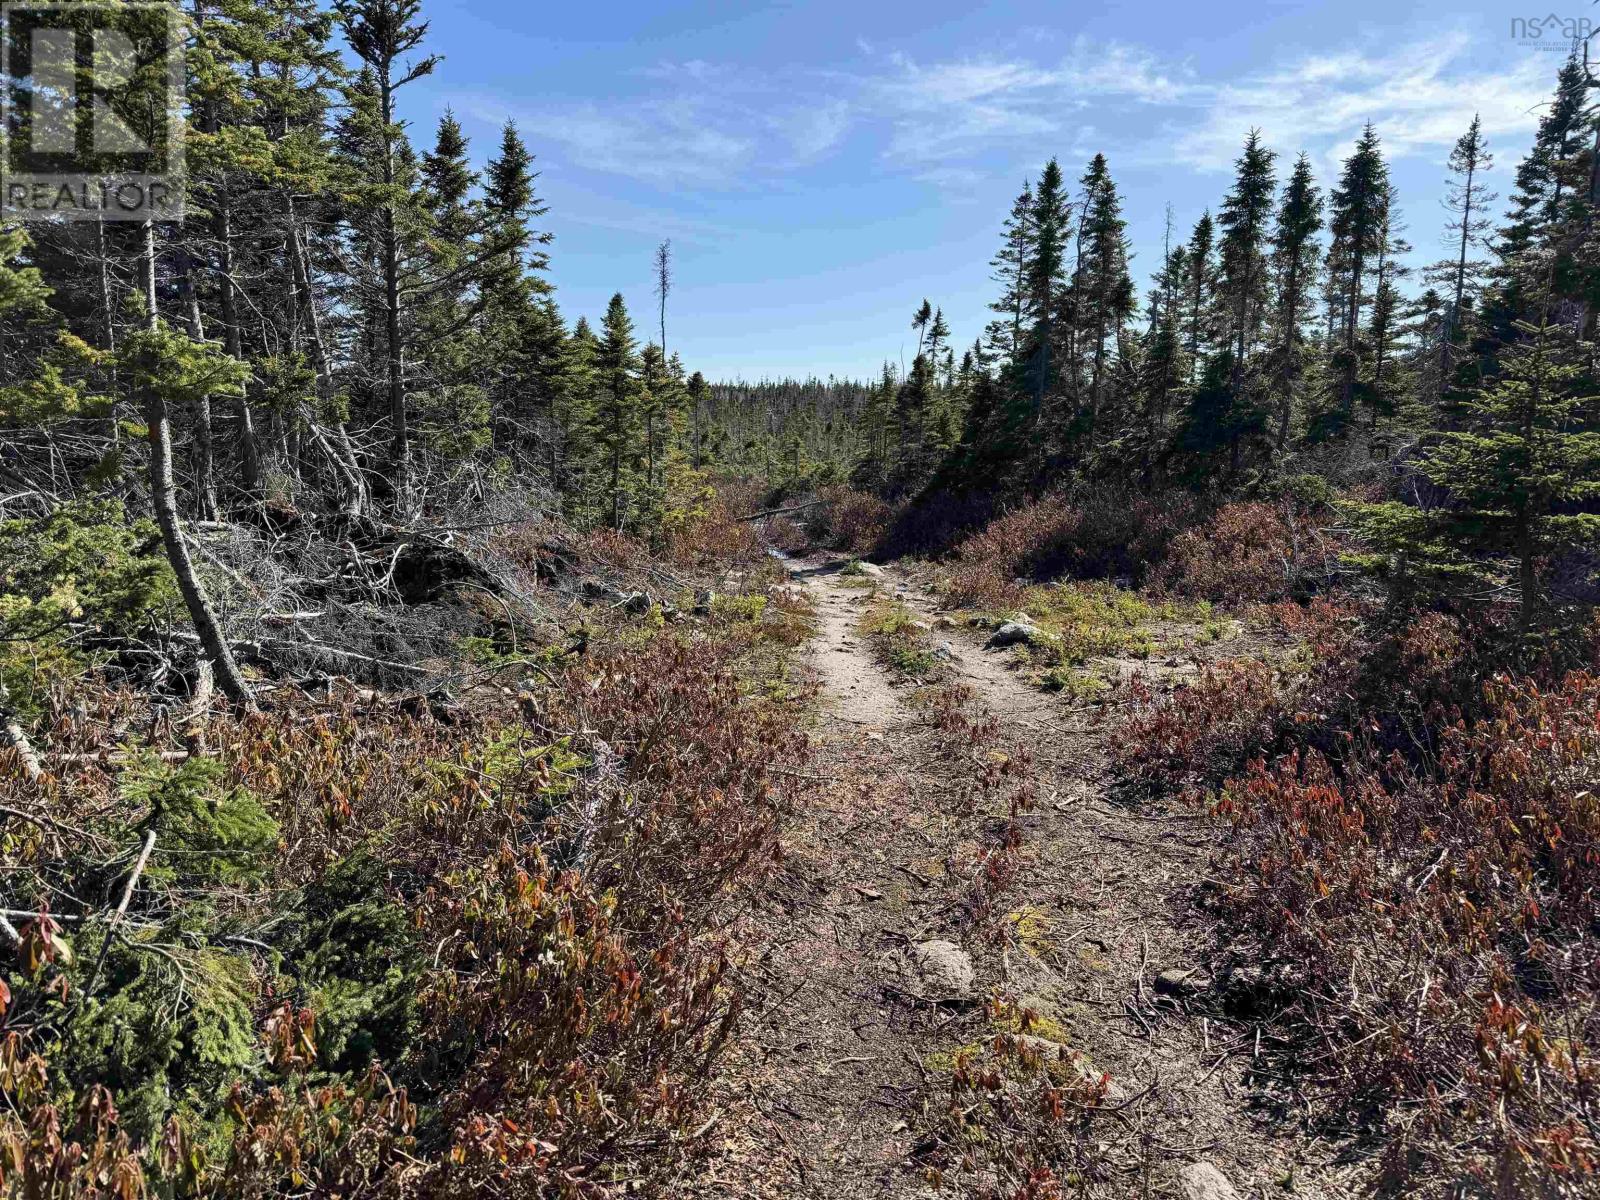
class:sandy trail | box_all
[699,555,1357,1199]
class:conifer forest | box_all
[0,3,1598,1197]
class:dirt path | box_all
[701,557,1361,1199]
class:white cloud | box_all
[457,61,855,187]
[457,31,1550,196]
[870,41,1198,166]
[773,99,852,162]
[1171,33,1549,172]
[457,93,756,185]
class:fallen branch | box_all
[0,681,43,784]
[84,830,157,995]
[736,499,822,523]
[0,803,104,845]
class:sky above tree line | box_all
[404,0,1567,381]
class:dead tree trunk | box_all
[139,221,253,707]
[179,255,221,521]
[0,681,43,784]
[215,179,262,493]
[287,197,369,516]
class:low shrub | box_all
[944,491,1193,610]
[1212,671,1600,1193]
[860,599,942,678]
[0,592,808,1195]
[662,485,764,567]
[1111,659,1287,796]
[1150,501,1341,603]
[916,994,1111,1195]
[806,485,891,553]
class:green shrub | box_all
[122,755,278,887]
[56,944,257,1143]
[287,854,422,1073]
[0,500,174,716]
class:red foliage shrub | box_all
[1110,659,1286,796]
[919,995,1111,1195]
[1150,501,1340,603]
[663,487,764,568]
[0,615,806,1195]
[945,497,1077,609]
[806,485,891,553]
[415,638,805,1190]
[0,1036,144,1198]
[944,491,1192,609]
[762,514,810,553]
[1213,671,1600,1192]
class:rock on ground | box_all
[1155,967,1212,997]
[1178,1161,1242,1200]
[986,621,1043,649]
[889,939,974,1001]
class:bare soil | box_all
[697,557,1369,1199]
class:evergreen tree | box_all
[1183,212,1217,385]
[687,370,713,469]
[1364,196,1411,428]
[1073,154,1135,430]
[1216,130,1278,381]
[481,121,555,463]
[415,111,491,461]
[1268,153,1323,447]
[1359,278,1600,630]
[985,181,1035,364]
[1326,123,1391,422]
[1435,116,1496,377]
[1022,160,1071,424]
[555,314,599,514]
[335,0,440,508]
[592,294,641,529]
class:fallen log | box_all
[736,499,822,522]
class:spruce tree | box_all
[1074,154,1135,429]
[1326,123,1391,423]
[593,294,641,530]
[985,181,1034,364]
[335,0,440,509]
[1216,130,1278,382]
[1022,160,1071,424]
[481,121,555,465]
[1184,212,1217,385]
[1358,281,1600,630]
[1268,153,1322,447]
[1437,117,1495,366]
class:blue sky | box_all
[403,0,1569,381]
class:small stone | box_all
[933,643,956,661]
[1155,967,1212,997]
[1178,1161,1241,1200]
[891,939,974,1000]
[855,561,885,578]
[986,621,1043,649]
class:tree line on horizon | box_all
[747,51,1600,624]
